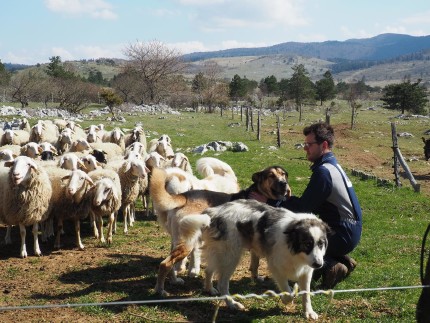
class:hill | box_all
[182,33,430,62]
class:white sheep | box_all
[55,128,74,154]
[20,142,42,158]
[169,152,192,174]
[102,127,126,150]
[19,118,31,132]
[44,168,95,250]
[58,152,87,171]
[196,157,237,180]
[68,138,92,153]
[124,125,147,151]
[87,168,122,244]
[0,156,52,257]
[148,135,174,159]
[65,120,87,140]
[85,124,100,143]
[0,129,30,146]
[29,120,59,145]
[105,157,149,233]
[0,149,16,162]
[81,154,103,172]
[0,144,21,158]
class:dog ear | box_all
[251,170,262,183]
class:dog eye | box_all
[317,240,325,249]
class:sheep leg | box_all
[107,212,114,244]
[74,219,85,250]
[123,204,129,234]
[90,211,99,239]
[32,223,42,256]
[113,212,117,234]
[4,226,12,245]
[90,211,99,240]
[54,218,63,249]
[19,224,28,258]
[97,215,105,244]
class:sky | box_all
[1,0,430,65]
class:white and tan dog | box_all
[180,199,329,320]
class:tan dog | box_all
[150,165,290,296]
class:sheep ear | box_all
[78,159,88,171]
[124,160,132,172]
[84,174,94,186]
[4,161,13,168]
[28,159,38,171]
[61,175,71,181]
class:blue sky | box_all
[2,0,430,65]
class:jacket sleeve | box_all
[269,166,332,213]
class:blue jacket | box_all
[268,152,362,254]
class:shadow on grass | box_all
[30,253,303,321]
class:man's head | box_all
[303,122,334,162]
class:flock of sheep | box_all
[0,118,240,259]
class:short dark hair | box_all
[303,122,334,148]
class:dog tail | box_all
[150,167,187,212]
[179,214,211,239]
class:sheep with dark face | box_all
[422,137,430,161]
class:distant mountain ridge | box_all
[182,33,430,62]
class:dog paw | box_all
[305,310,318,320]
[171,277,184,285]
[226,300,245,310]
[207,287,219,296]
[154,287,169,297]
[188,268,200,277]
[280,293,294,305]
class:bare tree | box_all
[122,40,185,104]
[9,70,46,108]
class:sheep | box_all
[29,120,59,145]
[19,118,31,132]
[196,156,237,181]
[148,135,174,159]
[55,128,74,154]
[102,127,126,150]
[87,168,122,244]
[124,141,146,160]
[124,125,147,151]
[65,120,87,140]
[105,157,149,233]
[52,119,69,132]
[20,142,42,158]
[145,151,167,171]
[81,154,103,172]
[44,168,95,250]
[85,124,100,143]
[58,152,87,171]
[0,129,30,146]
[89,142,125,162]
[169,152,192,174]
[0,144,22,158]
[39,142,58,156]
[0,149,15,162]
[68,138,92,153]
[0,156,52,257]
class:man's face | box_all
[304,133,324,162]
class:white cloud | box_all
[401,11,430,25]
[51,47,75,61]
[44,0,117,20]
[176,0,308,32]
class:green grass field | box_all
[0,101,429,322]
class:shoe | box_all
[321,262,348,289]
[336,255,357,275]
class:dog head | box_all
[251,165,290,200]
[284,218,330,269]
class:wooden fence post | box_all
[257,111,261,141]
[391,122,420,192]
[277,115,281,148]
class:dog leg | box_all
[217,271,245,310]
[297,271,318,320]
[188,243,202,277]
[249,251,264,282]
[155,243,193,296]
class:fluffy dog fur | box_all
[180,199,329,320]
[149,165,290,297]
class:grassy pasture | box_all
[0,102,429,322]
